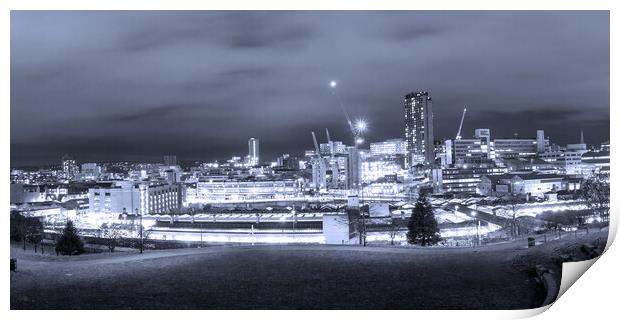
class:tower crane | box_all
[312,131,321,157]
[325,128,334,157]
[311,131,326,189]
[455,106,467,140]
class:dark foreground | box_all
[10,242,557,310]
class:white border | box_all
[1,1,616,319]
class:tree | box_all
[498,194,521,238]
[25,217,44,252]
[100,223,123,252]
[388,219,400,246]
[11,213,43,251]
[581,178,610,222]
[407,193,441,246]
[10,212,27,242]
[55,220,85,256]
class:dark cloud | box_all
[10,11,609,166]
[474,108,584,124]
[106,103,209,123]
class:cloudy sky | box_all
[11,11,609,166]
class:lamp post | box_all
[471,211,480,247]
[136,208,143,254]
[291,207,297,239]
[279,216,286,242]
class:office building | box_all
[347,147,361,189]
[163,155,177,166]
[89,181,183,214]
[370,139,406,156]
[194,179,301,202]
[478,173,566,197]
[492,139,538,158]
[320,141,347,155]
[248,138,260,166]
[80,163,102,180]
[404,91,434,167]
[581,150,610,176]
[360,155,404,183]
[536,130,546,153]
[431,167,508,194]
[444,138,490,166]
[62,154,79,180]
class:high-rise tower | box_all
[248,138,260,166]
[404,91,434,167]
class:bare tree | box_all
[388,219,400,246]
[100,223,123,252]
[498,194,520,239]
[581,178,610,222]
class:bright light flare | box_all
[329,80,337,88]
[355,137,364,145]
[355,119,367,132]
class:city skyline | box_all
[8,8,612,312]
[11,11,610,166]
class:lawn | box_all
[10,242,555,310]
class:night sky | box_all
[11,11,609,166]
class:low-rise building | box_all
[10,183,68,204]
[432,167,508,194]
[478,173,571,197]
[581,150,610,176]
[89,181,183,214]
[194,179,302,202]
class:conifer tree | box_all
[407,192,441,246]
[55,220,85,255]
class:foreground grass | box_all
[10,241,556,310]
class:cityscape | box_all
[10,11,610,310]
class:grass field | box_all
[10,240,562,310]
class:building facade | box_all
[248,138,260,166]
[478,173,566,197]
[370,139,406,156]
[404,91,434,167]
[89,181,183,214]
[432,167,508,194]
[62,155,79,180]
[360,155,404,183]
[194,179,301,202]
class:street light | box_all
[471,212,480,247]
[136,208,143,254]
[279,215,286,242]
[291,208,297,238]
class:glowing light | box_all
[279,216,286,221]
[329,80,337,88]
[355,119,367,132]
[355,138,364,145]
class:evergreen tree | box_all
[407,192,441,246]
[55,220,85,255]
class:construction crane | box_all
[455,106,467,140]
[312,131,321,157]
[311,131,326,189]
[325,128,334,157]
